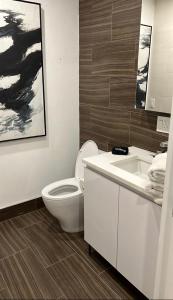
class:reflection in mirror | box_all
[136,0,173,114]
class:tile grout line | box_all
[17,217,76,270]
[46,248,119,300]
[0,245,31,263]
[0,262,14,299]
[60,238,136,299]
[21,246,66,300]
[63,239,113,280]
[0,206,146,300]
[98,266,113,276]
[46,253,76,270]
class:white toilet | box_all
[42,140,99,233]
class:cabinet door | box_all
[84,168,119,267]
[117,186,161,299]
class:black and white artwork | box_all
[136,24,152,109]
[0,0,46,142]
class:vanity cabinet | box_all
[84,168,119,267]
[84,167,161,299]
[117,187,161,299]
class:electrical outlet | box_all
[157,116,170,133]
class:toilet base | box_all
[42,187,84,233]
[57,202,84,233]
[61,224,84,233]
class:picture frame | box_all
[0,0,46,142]
[136,24,152,109]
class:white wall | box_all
[0,0,79,209]
[141,0,156,26]
[154,102,173,299]
[147,0,173,113]
[143,0,173,113]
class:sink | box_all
[111,156,151,180]
[83,147,155,199]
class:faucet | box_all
[157,141,168,154]
[160,141,168,147]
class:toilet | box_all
[42,140,99,233]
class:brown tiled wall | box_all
[79,0,168,152]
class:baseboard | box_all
[0,198,45,222]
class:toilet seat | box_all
[42,140,98,201]
[42,178,82,201]
[42,140,99,232]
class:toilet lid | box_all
[75,140,99,180]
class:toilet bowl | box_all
[42,140,99,233]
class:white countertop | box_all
[83,147,161,205]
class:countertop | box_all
[83,147,162,206]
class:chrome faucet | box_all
[160,141,168,149]
[158,141,168,153]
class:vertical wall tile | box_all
[80,0,112,46]
[92,40,136,76]
[129,126,168,152]
[79,0,168,151]
[110,77,136,108]
[112,0,141,41]
[80,76,110,106]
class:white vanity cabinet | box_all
[84,167,161,299]
[84,168,119,268]
[117,187,161,299]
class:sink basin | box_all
[111,156,151,180]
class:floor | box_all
[0,207,147,300]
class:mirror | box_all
[136,0,173,114]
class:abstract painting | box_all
[136,24,152,109]
[0,0,46,142]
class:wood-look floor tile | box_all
[10,207,54,230]
[22,222,73,267]
[100,268,147,300]
[0,220,26,259]
[63,231,110,275]
[21,248,63,299]
[0,208,148,299]
[0,248,63,300]
[0,252,43,299]
[0,288,12,300]
[0,273,5,291]
[48,254,90,300]
[48,254,117,299]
